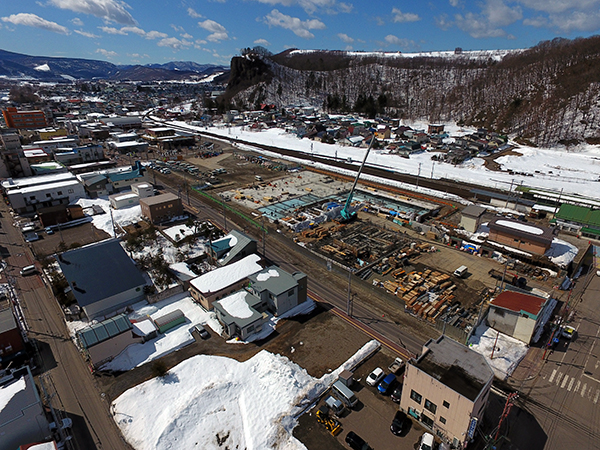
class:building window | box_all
[57,191,63,195]
[410,390,422,404]
[439,416,446,424]
[288,289,294,297]
[46,193,51,197]
[68,189,74,194]
[443,400,450,409]
[421,414,434,428]
[424,399,437,414]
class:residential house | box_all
[189,254,263,310]
[247,266,307,316]
[213,290,267,340]
[56,239,147,319]
[140,193,183,224]
[0,366,52,449]
[208,230,258,266]
[0,299,25,363]
[76,313,144,369]
[487,290,556,344]
[400,335,494,448]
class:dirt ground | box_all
[95,303,373,402]
[30,222,110,258]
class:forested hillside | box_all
[223,37,600,147]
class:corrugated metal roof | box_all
[57,239,146,309]
[557,204,600,227]
[77,314,132,349]
[153,309,184,327]
[490,291,546,317]
[0,307,17,334]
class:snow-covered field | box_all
[112,340,380,450]
[468,323,528,380]
[76,197,142,237]
[170,119,600,201]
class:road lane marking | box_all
[549,369,557,383]
[561,375,569,389]
[568,377,575,391]
[574,380,581,393]
[556,372,563,385]
[581,384,587,397]
[595,390,600,404]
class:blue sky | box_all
[1,0,600,66]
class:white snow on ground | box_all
[89,292,222,371]
[162,224,194,242]
[170,120,600,201]
[545,238,579,269]
[127,233,207,265]
[34,63,50,71]
[76,197,142,237]
[112,339,380,450]
[220,290,254,319]
[468,323,528,380]
[0,376,26,411]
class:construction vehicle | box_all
[338,134,376,223]
[316,405,342,436]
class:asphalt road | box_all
[0,201,131,450]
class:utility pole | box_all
[416,162,422,188]
[346,269,353,317]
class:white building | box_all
[109,191,139,209]
[2,173,85,214]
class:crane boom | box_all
[339,134,376,222]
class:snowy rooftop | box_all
[218,290,256,319]
[495,219,544,235]
[190,254,262,294]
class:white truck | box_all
[388,357,405,374]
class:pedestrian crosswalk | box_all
[544,369,600,403]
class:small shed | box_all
[460,205,486,233]
[154,309,186,333]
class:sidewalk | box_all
[508,345,546,385]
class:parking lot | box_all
[295,349,430,450]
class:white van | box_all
[20,265,37,276]
[453,265,468,278]
[332,380,358,408]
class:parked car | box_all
[378,373,396,395]
[345,431,368,450]
[45,226,54,235]
[390,410,409,436]
[194,324,210,339]
[419,432,435,450]
[561,325,576,340]
[366,367,384,386]
[390,385,403,403]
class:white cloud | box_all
[454,12,508,38]
[127,52,148,59]
[551,10,600,32]
[96,48,117,58]
[253,0,352,14]
[181,32,193,39]
[516,0,600,15]
[187,7,203,18]
[49,0,136,25]
[1,13,69,34]
[100,25,167,39]
[451,0,521,38]
[392,8,421,23]
[157,37,192,49]
[198,19,229,41]
[71,17,84,26]
[254,38,271,46]
[74,29,99,38]
[337,32,354,43]
[384,34,415,48]
[449,0,463,7]
[263,9,326,39]
[99,25,126,34]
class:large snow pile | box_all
[0,376,25,411]
[468,323,528,380]
[113,340,380,450]
[100,293,222,371]
[545,238,579,268]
